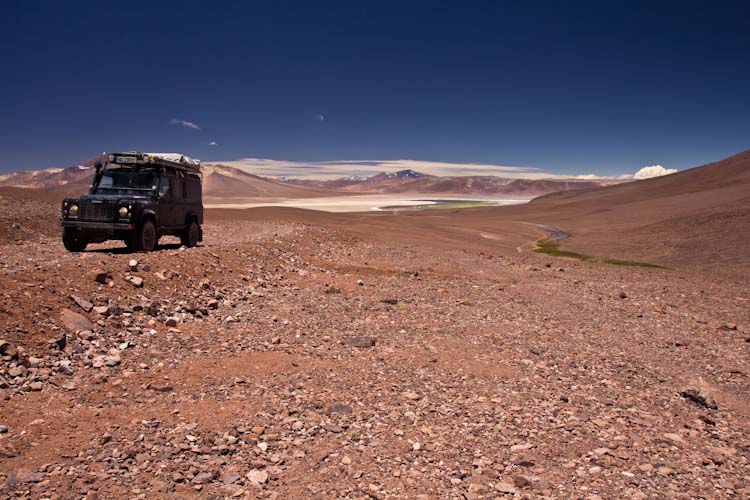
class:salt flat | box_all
[205,194,530,212]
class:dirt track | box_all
[1,190,749,499]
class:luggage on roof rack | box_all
[105,152,201,173]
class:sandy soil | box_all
[0,187,748,500]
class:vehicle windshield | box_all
[94,169,158,195]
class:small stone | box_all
[327,403,353,414]
[663,433,685,445]
[70,295,93,312]
[91,269,110,284]
[60,308,93,332]
[356,279,365,286]
[680,377,718,409]
[512,476,531,489]
[104,355,121,367]
[589,466,602,474]
[657,466,675,476]
[128,259,139,271]
[245,469,268,485]
[165,317,178,327]
[494,482,517,494]
[412,442,422,451]
[324,424,343,433]
[224,315,236,323]
[9,469,45,484]
[93,305,110,316]
[618,290,628,299]
[192,471,214,484]
[510,443,535,452]
[127,276,144,288]
[403,391,421,400]
[344,337,376,348]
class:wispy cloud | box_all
[208,141,217,146]
[169,118,201,130]
[208,158,619,180]
[314,114,325,122]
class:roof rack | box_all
[105,152,201,173]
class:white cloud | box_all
[169,118,201,130]
[314,114,325,122]
[208,141,217,146]
[633,165,678,179]
[208,158,620,181]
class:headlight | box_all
[69,204,79,215]
[118,206,129,217]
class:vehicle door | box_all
[173,173,187,228]
[158,175,176,228]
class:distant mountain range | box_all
[0,161,629,201]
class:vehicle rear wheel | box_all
[134,220,157,252]
[62,228,88,252]
[180,220,199,248]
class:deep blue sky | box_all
[1,0,749,175]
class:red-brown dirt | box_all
[0,151,748,499]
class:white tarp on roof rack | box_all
[146,152,201,167]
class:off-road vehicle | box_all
[61,152,203,252]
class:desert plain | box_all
[0,151,749,499]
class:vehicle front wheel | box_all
[134,220,157,252]
[62,228,88,252]
[180,220,199,248]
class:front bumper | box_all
[61,220,134,230]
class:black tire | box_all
[180,220,199,248]
[134,220,157,252]
[62,228,88,252]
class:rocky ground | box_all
[1,193,749,499]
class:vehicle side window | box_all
[159,176,171,197]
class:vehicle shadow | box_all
[86,243,187,254]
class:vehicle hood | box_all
[73,194,155,203]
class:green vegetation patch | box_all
[532,239,668,268]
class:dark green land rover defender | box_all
[61,152,203,252]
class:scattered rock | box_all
[344,337,376,348]
[126,276,144,288]
[60,308,93,332]
[327,403,353,414]
[245,469,268,485]
[510,443,535,452]
[128,259,139,271]
[192,471,215,484]
[495,482,517,494]
[680,377,718,409]
[90,269,110,284]
[69,294,93,312]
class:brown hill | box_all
[1,160,627,200]
[0,162,336,201]
[224,150,750,276]
[282,171,624,196]
[508,150,750,271]
[201,165,336,202]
